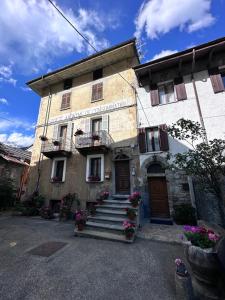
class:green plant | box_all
[173,204,197,225]
[125,208,137,220]
[128,192,141,207]
[0,175,16,210]
[183,225,220,249]
[59,193,79,221]
[40,206,54,219]
[123,221,136,239]
[21,207,39,216]
[167,118,225,225]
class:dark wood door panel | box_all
[115,160,130,194]
[148,177,170,218]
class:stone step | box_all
[96,208,127,215]
[104,199,131,204]
[88,215,131,223]
[112,194,130,200]
[95,204,134,210]
[86,221,124,231]
[74,228,134,243]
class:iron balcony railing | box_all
[75,130,113,149]
[41,138,72,154]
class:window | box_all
[91,83,103,102]
[158,82,175,104]
[209,69,225,93]
[86,154,104,182]
[222,73,225,88]
[59,125,67,139]
[61,93,71,110]
[92,118,102,133]
[51,158,67,183]
[146,127,160,152]
[138,125,169,153]
[64,78,72,90]
[93,68,103,80]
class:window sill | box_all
[60,107,71,111]
[91,98,104,103]
[51,180,65,184]
[143,150,167,154]
[86,180,103,183]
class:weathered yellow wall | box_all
[28,56,139,204]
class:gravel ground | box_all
[0,216,185,300]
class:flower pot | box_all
[184,243,221,299]
[125,232,134,240]
[128,214,136,221]
[77,223,84,231]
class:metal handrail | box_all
[41,137,72,153]
[75,130,113,149]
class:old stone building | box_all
[134,37,225,223]
[27,39,140,209]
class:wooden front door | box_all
[115,160,130,194]
[148,177,170,218]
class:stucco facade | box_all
[134,37,225,221]
[27,40,140,208]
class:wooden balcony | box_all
[75,130,113,155]
[41,138,72,158]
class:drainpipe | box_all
[191,49,208,143]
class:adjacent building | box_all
[134,37,225,222]
[27,39,140,210]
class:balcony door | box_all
[59,125,67,148]
[92,118,102,133]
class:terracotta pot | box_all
[125,232,134,240]
[77,224,84,231]
[184,243,221,299]
[128,214,136,221]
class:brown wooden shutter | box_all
[159,124,169,151]
[209,69,224,93]
[138,128,146,153]
[150,84,159,106]
[92,83,103,101]
[61,93,71,109]
[174,77,187,100]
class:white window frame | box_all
[158,80,176,105]
[51,157,67,182]
[86,154,104,182]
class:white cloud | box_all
[0,0,112,73]
[0,117,35,131]
[0,98,9,105]
[135,0,215,39]
[0,132,34,147]
[21,86,32,92]
[0,64,17,86]
[151,49,178,60]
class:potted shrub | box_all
[183,225,221,299]
[125,208,136,221]
[74,129,84,136]
[40,206,54,219]
[128,192,141,207]
[75,210,87,231]
[39,135,48,141]
[123,221,136,240]
[53,140,60,146]
[59,193,78,221]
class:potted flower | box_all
[100,191,109,200]
[183,225,220,299]
[88,175,100,182]
[53,140,60,146]
[125,208,136,221]
[75,210,87,231]
[128,192,141,207]
[74,129,84,136]
[123,221,136,240]
[92,134,100,141]
[39,135,48,141]
[51,177,61,183]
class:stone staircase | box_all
[74,194,140,243]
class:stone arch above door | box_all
[147,162,165,174]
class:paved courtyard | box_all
[0,216,185,300]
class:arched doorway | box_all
[114,154,130,194]
[147,163,170,219]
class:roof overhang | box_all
[134,36,225,84]
[27,38,139,95]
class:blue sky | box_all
[0,0,225,147]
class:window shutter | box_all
[53,124,59,140]
[150,84,159,106]
[159,124,169,151]
[61,93,71,109]
[174,77,187,100]
[102,114,109,132]
[92,83,103,101]
[66,121,73,150]
[84,118,91,133]
[209,69,224,93]
[138,128,146,153]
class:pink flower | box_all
[208,233,219,242]
[175,258,182,266]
